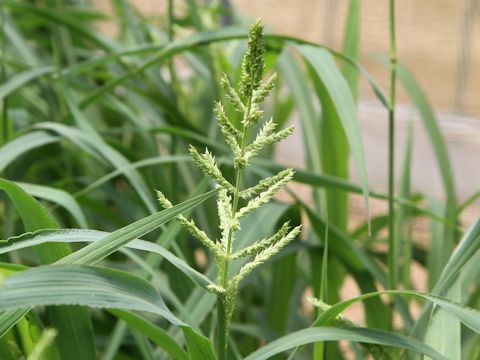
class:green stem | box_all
[216,296,227,360]
[387,0,397,292]
[221,127,247,287]
[217,100,250,359]
[1,4,8,144]
[167,0,176,87]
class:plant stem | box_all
[221,126,247,288]
[1,4,8,144]
[167,0,178,94]
[216,297,227,360]
[217,100,250,359]
[387,0,397,292]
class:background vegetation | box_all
[0,0,479,359]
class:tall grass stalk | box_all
[1,4,8,143]
[387,0,398,296]
[156,20,300,359]
[167,0,177,88]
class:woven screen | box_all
[96,0,480,117]
[234,0,480,117]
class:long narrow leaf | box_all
[0,66,54,98]
[57,189,217,265]
[0,188,216,340]
[314,290,480,333]
[244,327,448,360]
[0,265,184,326]
[0,178,96,359]
[0,229,213,289]
[16,182,88,228]
[0,131,59,173]
[397,63,458,276]
[108,310,188,360]
[296,44,370,226]
[340,0,361,99]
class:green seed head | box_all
[239,19,265,99]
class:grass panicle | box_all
[155,19,299,359]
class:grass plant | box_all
[0,1,479,359]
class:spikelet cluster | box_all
[156,19,301,348]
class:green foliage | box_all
[0,1,478,359]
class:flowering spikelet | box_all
[236,168,294,219]
[189,145,236,193]
[207,284,226,297]
[231,222,291,259]
[240,169,294,199]
[234,225,301,282]
[214,102,241,156]
[177,217,222,256]
[223,281,239,341]
[253,73,277,104]
[214,101,241,138]
[156,189,173,208]
[256,118,277,138]
[217,188,239,250]
[157,190,222,256]
[242,102,263,128]
[239,19,265,99]
[220,74,245,113]
[244,125,294,164]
